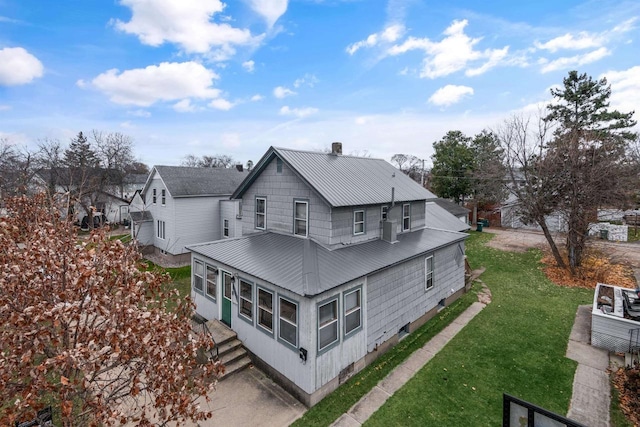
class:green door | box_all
[222,271,232,327]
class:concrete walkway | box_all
[566,305,611,427]
[331,301,487,427]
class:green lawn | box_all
[364,232,593,426]
[141,262,191,312]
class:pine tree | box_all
[63,131,99,168]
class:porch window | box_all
[152,188,157,204]
[256,197,266,230]
[425,255,434,290]
[239,279,253,321]
[279,297,298,348]
[353,210,364,235]
[344,288,362,335]
[161,189,166,205]
[294,200,308,237]
[258,288,274,333]
[402,203,411,231]
[193,260,204,293]
[223,219,229,237]
[205,265,217,301]
[318,298,339,351]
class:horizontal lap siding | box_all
[366,242,465,352]
[241,158,331,242]
[146,177,176,254]
[173,197,224,254]
[220,200,242,239]
[591,312,638,353]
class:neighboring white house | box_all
[129,166,248,264]
[432,198,470,228]
[500,192,568,232]
[187,144,469,406]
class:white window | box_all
[193,260,204,293]
[256,197,266,230]
[156,220,165,239]
[279,297,298,348]
[425,255,434,290]
[318,299,339,351]
[161,189,166,205]
[239,279,253,321]
[381,205,388,222]
[258,288,274,333]
[353,210,364,235]
[205,265,217,300]
[344,289,362,335]
[223,219,229,238]
[294,201,308,237]
[152,188,157,204]
[402,203,411,231]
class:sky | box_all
[0,0,639,168]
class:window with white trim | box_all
[425,255,434,290]
[353,210,364,235]
[156,220,165,239]
[258,288,274,333]
[223,219,229,237]
[318,298,339,351]
[381,205,388,222]
[256,197,266,230]
[161,189,166,205]
[239,279,253,321]
[402,203,411,231]
[279,297,298,347]
[152,188,157,204]
[294,200,308,237]
[193,260,203,293]
[205,265,217,300]
[344,288,362,335]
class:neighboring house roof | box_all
[425,202,471,232]
[129,210,153,222]
[189,228,466,297]
[143,166,249,198]
[123,173,148,186]
[433,198,470,217]
[232,147,437,207]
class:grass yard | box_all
[363,232,593,426]
[141,262,191,312]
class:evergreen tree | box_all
[430,131,474,203]
[63,131,99,168]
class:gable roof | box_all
[189,228,466,297]
[232,147,436,207]
[143,166,248,198]
[425,202,471,232]
[433,198,470,217]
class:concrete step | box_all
[220,346,248,366]
[220,355,252,380]
[217,338,243,358]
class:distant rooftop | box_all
[146,166,248,197]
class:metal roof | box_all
[188,228,467,297]
[144,166,248,197]
[232,147,437,207]
[433,198,470,217]
[425,202,470,232]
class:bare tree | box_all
[0,193,221,426]
[181,154,235,168]
[0,139,37,200]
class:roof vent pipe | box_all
[331,142,343,155]
[391,186,395,208]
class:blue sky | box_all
[1,0,639,167]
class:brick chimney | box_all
[235,163,243,172]
[331,142,343,155]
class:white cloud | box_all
[113,0,261,55]
[602,66,640,114]
[221,132,241,149]
[251,94,264,101]
[248,0,288,28]
[0,47,44,86]
[128,109,151,117]
[346,24,405,55]
[242,60,255,73]
[273,86,296,98]
[540,47,610,73]
[0,105,12,111]
[293,73,318,88]
[388,20,509,78]
[535,32,602,52]
[90,61,221,106]
[279,106,318,117]
[428,84,474,107]
[173,99,197,113]
[120,121,135,128]
[209,98,234,110]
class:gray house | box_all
[129,166,247,264]
[188,144,468,406]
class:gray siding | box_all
[173,196,226,254]
[366,242,465,352]
[241,158,331,243]
[220,199,242,239]
[330,205,382,245]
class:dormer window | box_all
[294,200,308,237]
[381,205,388,222]
[353,210,365,235]
[402,203,411,231]
[256,197,266,230]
